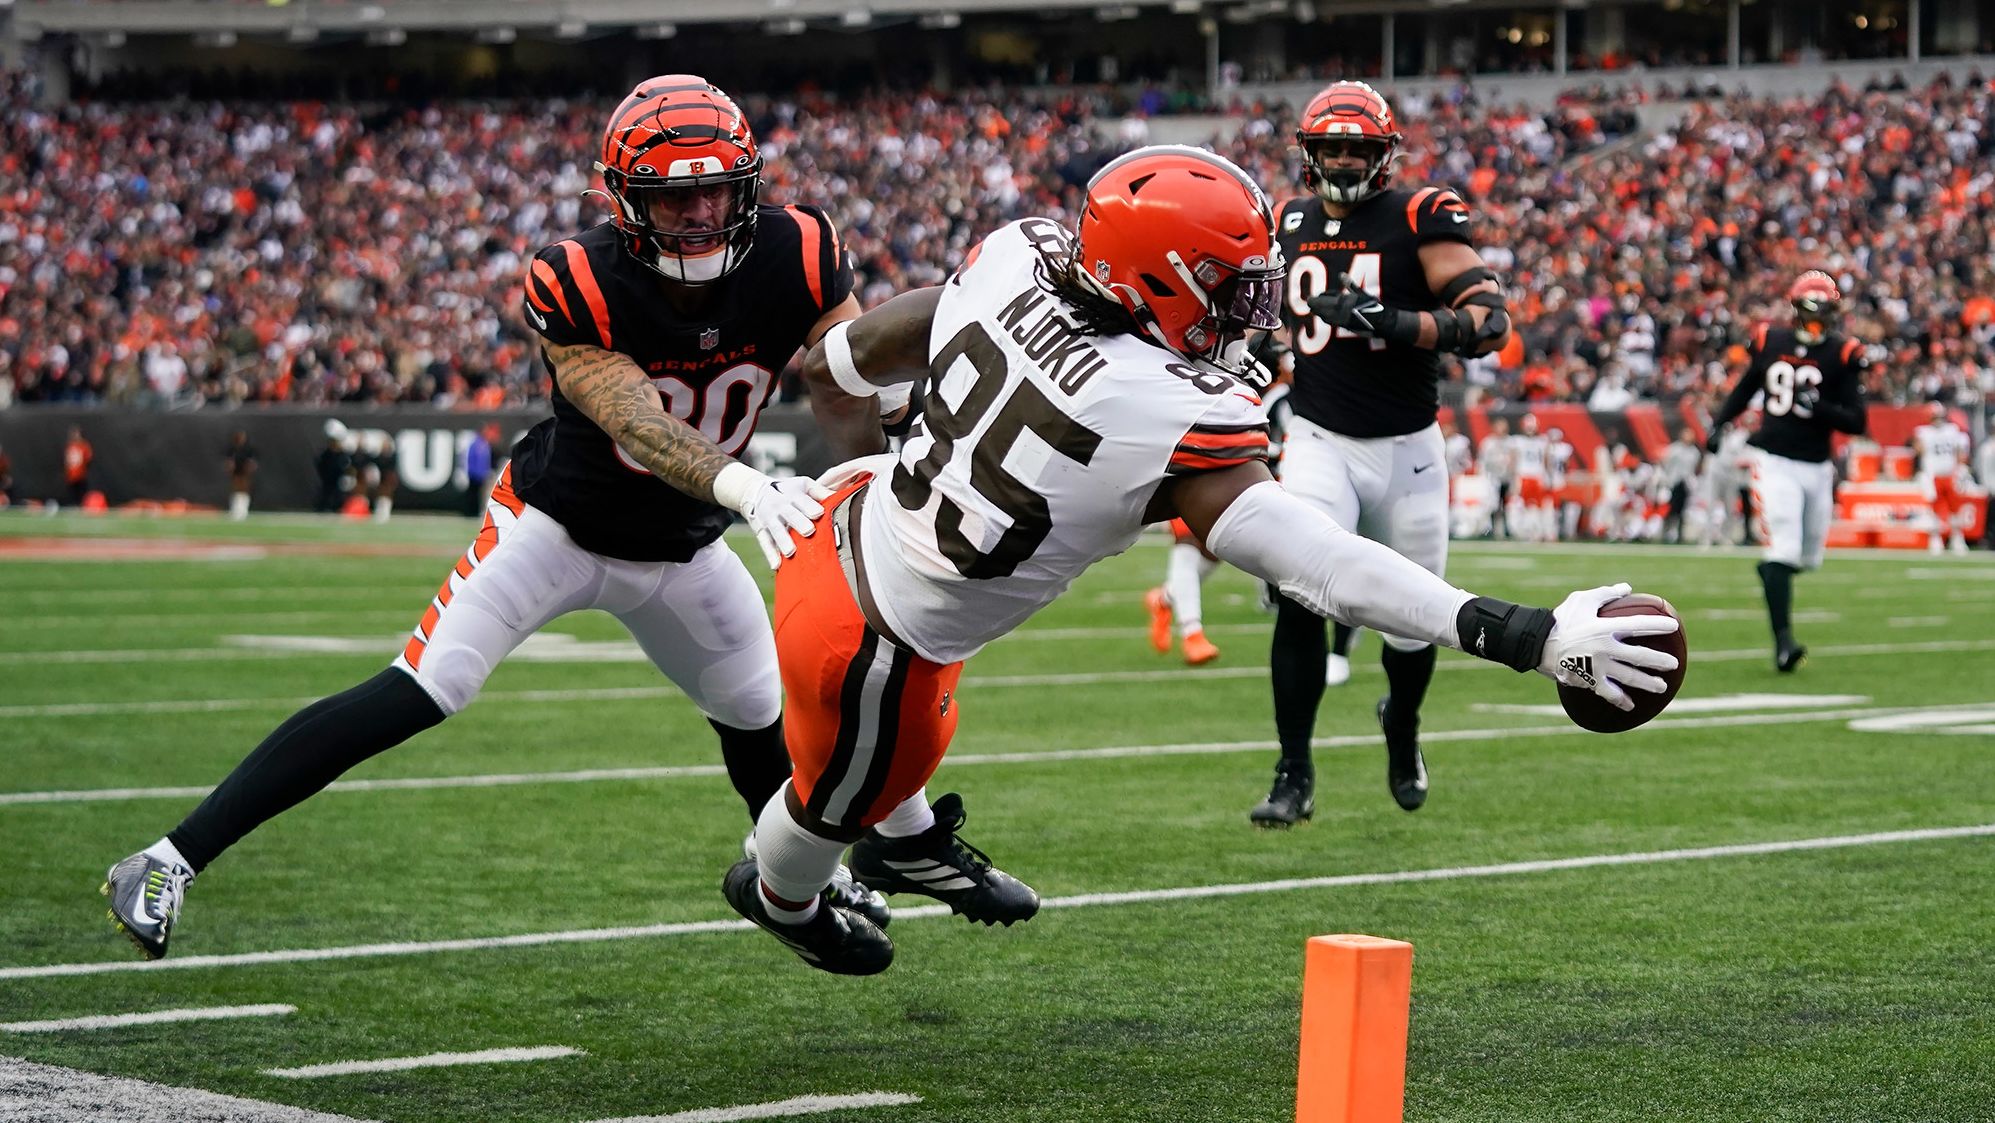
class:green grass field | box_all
[3,512,1992,1123]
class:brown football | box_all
[1556,593,1688,734]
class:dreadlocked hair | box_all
[1033,244,1142,339]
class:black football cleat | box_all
[723,858,893,976]
[1378,697,1428,812]
[102,851,193,960]
[1250,760,1315,828]
[849,794,1040,926]
[1775,641,1807,673]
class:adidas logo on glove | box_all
[1558,655,1597,689]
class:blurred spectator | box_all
[61,426,92,506]
[461,423,497,517]
[224,429,257,520]
[0,441,15,506]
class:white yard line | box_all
[1886,616,1952,628]
[4,822,1988,982]
[8,630,1995,729]
[0,1056,377,1122]
[262,1045,583,1080]
[0,1004,294,1033]
[587,1092,924,1123]
[12,701,1990,809]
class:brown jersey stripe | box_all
[557,240,615,350]
[786,206,824,309]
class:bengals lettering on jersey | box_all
[1278,186,1475,439]
[512,206,853,562]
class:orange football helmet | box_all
[595,75,761,283]
[1788,270,1841,344]
[1071,145,1284,372]
[1295,81,1402,204]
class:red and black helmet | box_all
[595,75,761,283]
[1295,81,1402,205]
[1788,270,1841,344]
[1072,145,1284,373]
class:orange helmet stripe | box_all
[556,241,614,350]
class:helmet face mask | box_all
[1301,135,1396,204]
[596,75,762,284]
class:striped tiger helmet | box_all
[595,75,761,283]
[1787,270,1841,345]
[1295,81,1401,205]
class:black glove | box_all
[1703,427,1725,455]
[1307,275,1419,343]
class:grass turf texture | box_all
[3,512,1992,1122]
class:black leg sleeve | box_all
[709,716,792,822]
[1380,642,1439,730]
[1757,560,1798,642]
[1330,620,1356,658]
[1270,595,1329,764]
[168,668,446,873]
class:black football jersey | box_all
[515,205,853,562]
[1714,325,1869,463]
[1276,186,1473,438]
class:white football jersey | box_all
[859,219,1270,663]
[1510,434,1550,481]
[1445,432,1473,477]
[1916,422,1969,476]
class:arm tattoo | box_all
[550,343,733,502]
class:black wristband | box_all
[1375,304,1425,347]
[1429,307,1465,353]
[1456,596,1556,672]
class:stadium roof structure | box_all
[13,0,1625,38]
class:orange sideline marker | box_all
[1296,934,1413,1123]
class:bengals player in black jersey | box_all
[102,75,896,961]
[1253,81,1513,827]
[1706,270,1870,671]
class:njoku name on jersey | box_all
[1277,187,1474,439]
[859,218,1270,664]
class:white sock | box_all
[1164,543,1205,635]
[752,784,847,922]
[143,838,192,874]
[229,492,249,520]
[872,788,934,838]
[373,497,393,522]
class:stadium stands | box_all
[0,69,1989,413]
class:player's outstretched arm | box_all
[800,286,943,461]
[1167,464,1679,711]
[548,340,826,568]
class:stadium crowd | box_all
[1,67,1990,413]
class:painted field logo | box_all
[1847,705,1995,736]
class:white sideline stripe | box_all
[590,1091,923,1123]
[0,1056,378,1122]
[9,700,1995,808]
[8,636,1995,721]
[0,1003,294,1033]
[4,823,1988,982]
[262,1046,583,1080]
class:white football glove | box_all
[1536,582,1682,711]
[712,462,833,570]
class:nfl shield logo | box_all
[699,326,719,351]
[1323,219,1342,236]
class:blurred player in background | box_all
[1658,427,1702,544]
[104,74,889,961]
[314,420,354,513]
[1146,520,1224,665]
[1478,416,1515,538]
[1706,271,1870,671]
[1913,402,1971,554]
[62,426,92,507]
[1258,81,1515,825]
[223,430,256,521]
[1509,413,1552,542]
[745,145,1677,974]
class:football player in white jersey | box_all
[1914,402,1972,554]
[719,147,1680,975]
[1509,414,1554,542]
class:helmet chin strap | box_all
[649,247,732,283]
